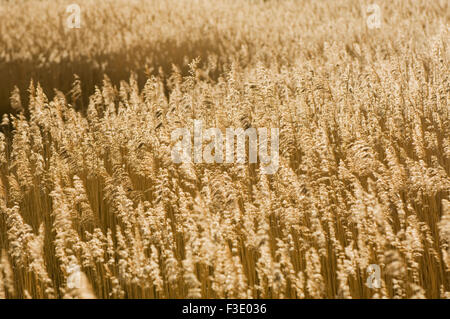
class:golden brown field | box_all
[0,0,449,299]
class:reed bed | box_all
[0,0,449,298]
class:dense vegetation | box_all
[0,0,449,298]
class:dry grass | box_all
[0,0,449,299]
